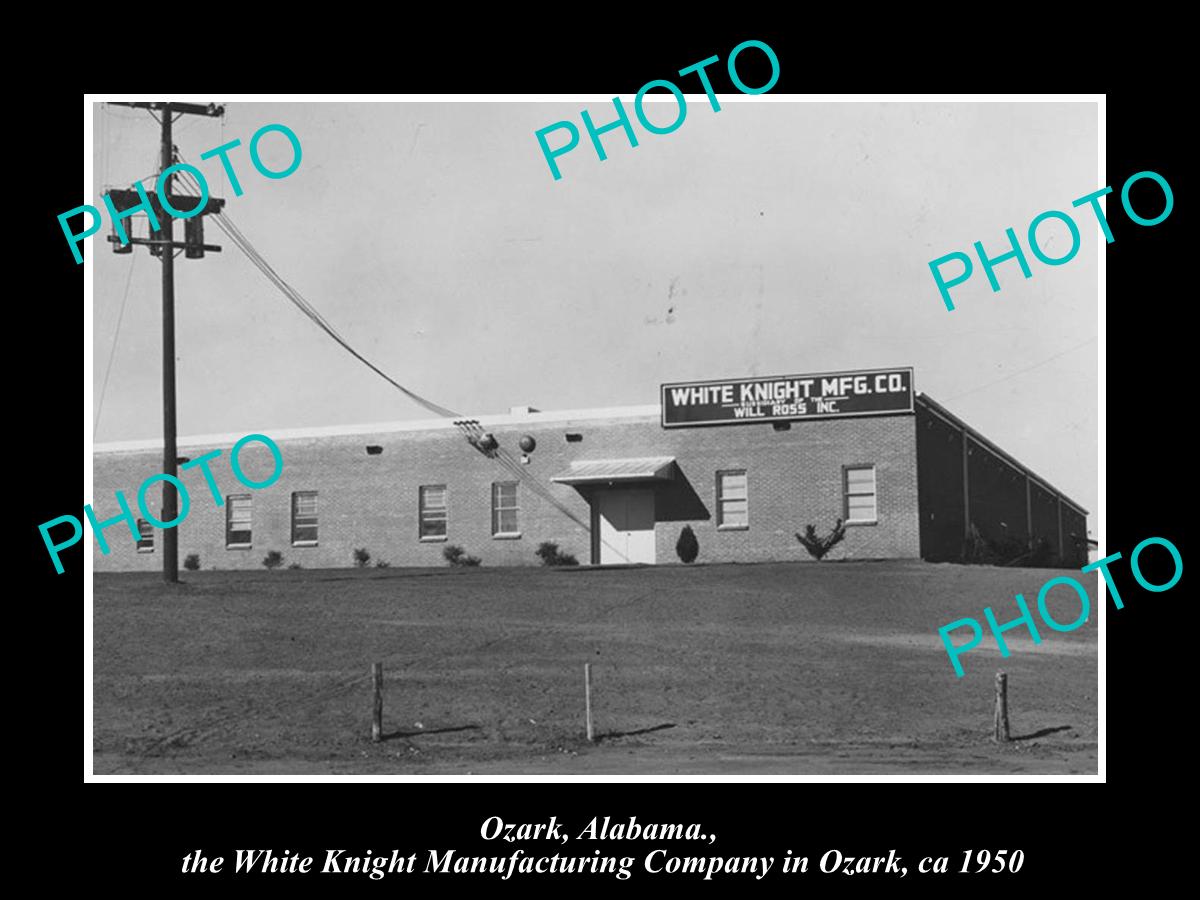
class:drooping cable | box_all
[171,165,458,419]
[94,252,138,433]
[171,165,619,557]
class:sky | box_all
[90,99,1098,520]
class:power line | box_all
[170,166,620,558]
[171,163,458,419]
[941,336,1097,403]
[94,253,138,433]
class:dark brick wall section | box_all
[1061,506,1088,568]
[967,442,1031,545]
[915,403,965,561]
[916,396,1089,567]
[1031,482,1062,557]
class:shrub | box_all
[262,550,284,569]
[375,560,391,568]
[964,526,1059,567]
[353,547,371,568]
[963,524,995,564]
[536,541,579,567]
[991,534,1031,566]
[443,544,482,567]
[183,553,201,571]
[675,525,699,564]
[287,563,303,570]
[794,518,847,561]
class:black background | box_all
[28,24,1185,896]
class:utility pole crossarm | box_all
[109,101,225,117]
[106,189,226,219]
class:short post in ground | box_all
[993,671,1010,742]
[584,662,594,743]
[372,662,383,742]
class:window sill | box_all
[420,536,448,543]
[717,525,749,532]
[136,548,155,554]
[226,544,252,550]
[492,533,523,540]
[845,519,878,527]
[292,541,319,548]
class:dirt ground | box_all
[91,560,1098,775]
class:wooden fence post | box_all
[584,662,594,743]
[993,671,1010,742]
[372,662,383,743]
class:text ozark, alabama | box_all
[661,367,914,428]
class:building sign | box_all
[661,367,914,428]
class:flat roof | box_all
[93,403,662,453]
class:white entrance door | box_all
[596,489,656,565]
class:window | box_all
[292,491,318,545]
[845,465,878,524]
[717,470,748,529]
[419,485,447,540]
[226,494,253,547]
[492,482,520,536]
[136,518,154,553]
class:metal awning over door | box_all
[550,457,676,485]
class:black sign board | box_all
[661,367,915,428]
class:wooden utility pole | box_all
[159,106,179,584]
[107,102,225,583]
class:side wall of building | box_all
[915,398,1088,567]
[915,403,965,562]
[93,411,922,571]
[650,413,920,565]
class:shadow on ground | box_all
[1012,725,1073,741]
[595,723,677,742]
[382,725,482,741]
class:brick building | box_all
[91,367,1088,571]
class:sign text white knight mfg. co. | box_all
[661,368,913,428]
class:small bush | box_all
[963,524,995,564]
[443,544,482,567]
[183,553,201,571]
[795,518,847,561]
[262,550,284,569]
[992,534,1031,565]
[964,526,1060,567]
[375,560,391,568]
[675,525,699,564]
[536,541,579,567]
[287,563,303,570]
[353,547,371,568]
